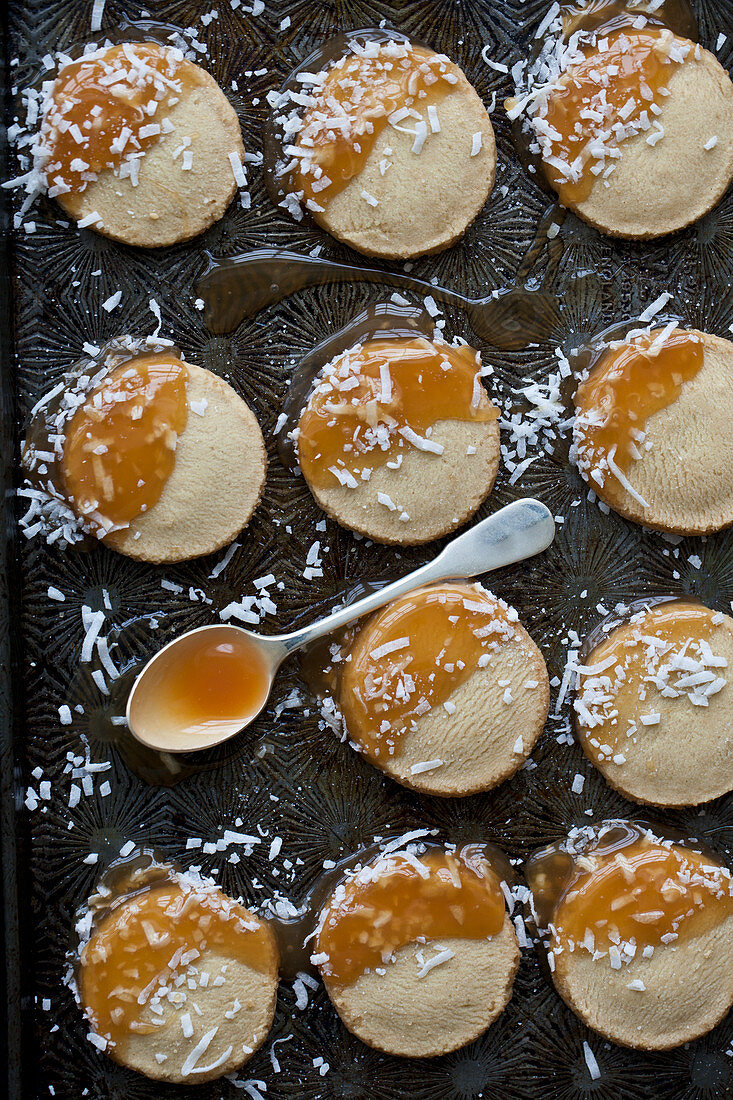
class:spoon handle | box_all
[275,499,554,656]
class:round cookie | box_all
[572,328,733,535]
[42,42,244,247]
[104,361,267,563]
[325,927,519,1057]
[534,829,733,1050]
[574,600,733,807]
[553,913,733,1049]
[517,23,733,239]
[294,336,500,545]
[314,845,519,1057]
[78,873,279,1083]
[569,40,733,238]
[284,39,495,258]
[337,582,549,796]
[23,343,267,562]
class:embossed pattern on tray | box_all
[5,0,733,1096]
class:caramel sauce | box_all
[575,600,721,756]
[80,877,276,1046]
[296,336,497,490]
[134,628,272,748]
[197,246,563,351]
[338,583,515,761]
[591,599,716,652]
[315,846,505,987]
[552,836,733,955]
[42,43,196,191]
[62,353,189,534]
[572,328,704,505]
[559,1,696,40]
[541,27,687,205]
[291,43,459,207]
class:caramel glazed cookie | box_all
[74,865,279,1083]
[24,40,246,246]
[509,12,733,238]
[574,599,733,807]
[271,34,496,258]
[571,325,733,535]
[293,333,501,544]
[21,336,267,563]
[333,581,550,796]
[313,842,519,1057]
[529,824,733,1050]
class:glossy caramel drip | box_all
[540,27,687,204]
[80,878,276,1046]
[559,1,696,39]
[296,337,497,490]
[338,584,516,761]
[315,846,505,987]
[62,353,189,534]
[572,328,704,505]
[145,629,272,744]
[575,601,724,758]
[291,43,460,207]
[42,43,195,191]
[552,837,733,955]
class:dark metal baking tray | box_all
[3,0,733,1096]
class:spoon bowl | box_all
[126,499,556,753]
[126,623,284,752]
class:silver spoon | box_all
[127,498,555,753]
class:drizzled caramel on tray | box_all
[62,353,189,533]
[42,43,195,191]
[574,600,721,757]
[558,1,697,40]
[572,328,703,505]
[338,583,516,761]
[541,27,687,204]
[552,836,733,955]
[296,337,497,490]
[80,877,275,1047]
[292,42,459,206]
[315,845,505,987]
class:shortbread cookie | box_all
[574,599,733,806]
[511,23,733,238]
[529,824,733,1050]
[278,36,495,257]
[23,341,266,562]
[41,42,244,246]
[337,582,549,795]
[572,327,733,534]
[314,844,519,1057]
[78,871,279,1082]
[294,335,500,544]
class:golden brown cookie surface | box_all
[104,361,267,563]
[43,43,244,246]
[78,874,279,1083]
[284,38,495,258]
[574,600,733,807]
[569,38,733,238]
[514,25,733,238]
[545,833,733,1049]
[314,845,519,1057]
[295,335,500,544]
[572,328,733,534]
[337,582,549,795]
